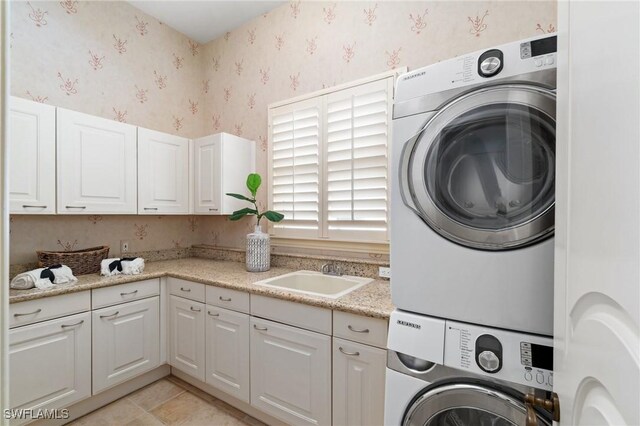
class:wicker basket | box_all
[37,246,110,275]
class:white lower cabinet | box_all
[92,297,160,394]
[9,312,91,423]
[250,317,331,426]
[205,306,250,403]
[169,295,205,381]
[332,337,386,426]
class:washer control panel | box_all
[444,320,553,391]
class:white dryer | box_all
[391,35,557,335]
[385,311,555,426]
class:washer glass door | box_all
[403,382,551,426]
[400,84,556,250]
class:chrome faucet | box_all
[321,263,343,276]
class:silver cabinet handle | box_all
[61,320,84,328]
[180,287,191,292]
[219,296,232,302]
[253,324,268,331]
[14,308,42,317]
[22,205,47,208]
[65,206,86,209]
[120,290,138,296]
[209,208,218,211]
[100,311,119,319]
[339,347,360,356]
[207,311,220,317]
[144,207,158,210]
[348,325,370,333]
[190,306,201,312]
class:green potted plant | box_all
[227,173,284,272]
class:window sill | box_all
[270,236,389,255]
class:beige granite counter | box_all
[9,258,394,319]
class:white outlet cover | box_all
[120,240,130,253]
[379,266,391,279]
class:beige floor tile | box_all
[212,399,251,421]
[149,391,210,425]
[176,404,247,426]
[70,398,147,426]
[127,378,186,411]
[241,415,267,426]
[124,411,165,426]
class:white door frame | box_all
[1,0,10,421]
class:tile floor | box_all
[69,376,266,426]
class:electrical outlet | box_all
[379,266,391,279]
[120,240,130,253]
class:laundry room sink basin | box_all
[254,271,372,299]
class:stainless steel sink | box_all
[254,271,372,299]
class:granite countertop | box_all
[9,258,394,319]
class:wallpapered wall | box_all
[9,1,556,265]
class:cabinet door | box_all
[138,128,190,214]
[193,135,221,214]
[9,312,91,421]
[9,97,56,214]
[332,338,386,426]
[92,297,160,393]
[205,306,250,403]
[169,295,205,381]
[250,317,331,426]
[57,108,137,214]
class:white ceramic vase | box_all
[246,224,270,272]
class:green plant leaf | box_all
[263,210,285,223]
[229,208,258,221]
[246,173,262,197]
[225,193,255,202]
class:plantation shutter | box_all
[269,98,322,238]
[324,78,392,241]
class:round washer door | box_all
[400,84,556,250]
[402,381,552,426]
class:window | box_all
[268,74,395,244]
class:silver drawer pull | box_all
[339,347,360,356]
[100,311,119,319]
[61,320,84,329]
[253,324,268,331]
[144,207,158,210]
[180,287,191,292]
[120,290,138,296]
[190,306,201,312]
[22,205,47,208]
[65,206,86,209]
[209,208,218,211]
[208,311,220,317]
[348,325,370,333]
[14,308,42,317]
[219,296,232,302]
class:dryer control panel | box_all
[444,320,553,391]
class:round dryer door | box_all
[402,381,552,426]
[399,84,556,250]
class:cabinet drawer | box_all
[333,311,388,348]
[206,286,249,314]
[92,279,160,309]
[168,278,205,302]
[10,291,91,329]
[251,294,332,335]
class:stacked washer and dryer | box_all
[385,34,558,426]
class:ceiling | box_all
[127,1,285,44]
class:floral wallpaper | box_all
[11,0,206,137]
[9,0,556,265]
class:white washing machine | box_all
[391,34,557,336]
[385,310,555,425]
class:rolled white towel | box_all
[50,265,77,284]
[10,265,76,290]
[122,258,145,275]
[101,258,123,276]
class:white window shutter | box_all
[324,78,392,242]
[269,98,322,238]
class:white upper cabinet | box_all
[138,128,190,214]
[9,97,56,214]
[193,133,255,215]
[57,108,137,214]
